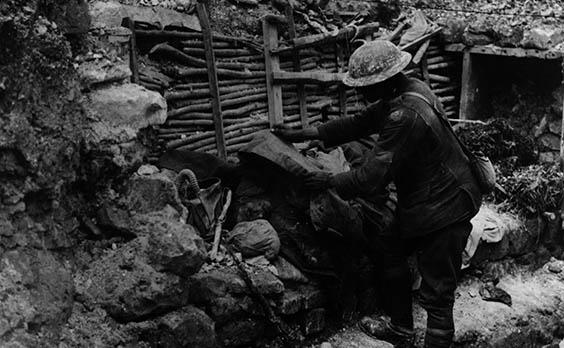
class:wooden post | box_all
[335,42,347,118]
[197,1,226,159]
[285,6,308,128]
[125,17,139,83]
[560,58,564,171]
[263,17,284,127]
[458,50,478,120]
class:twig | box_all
[210,189,232,260]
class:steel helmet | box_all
[342,40,412,87]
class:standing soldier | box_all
[274,40,482,348]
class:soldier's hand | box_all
[303,171,334,191]
[271,124,319,143]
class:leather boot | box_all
[358,316,415,348]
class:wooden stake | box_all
[210,189,232,260]
[263,17,284,126]
[197,1,226,159]
[125,17,139,83]
[285,6,308,129]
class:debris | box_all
[479,282,512,306]
[210,189,232,260]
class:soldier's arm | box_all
[316,101,387,147]
[330,108,421,199]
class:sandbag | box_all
[227,219,281,260]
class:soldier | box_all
[273,40,482,348]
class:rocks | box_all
[441,17,467,43]
[86,83,166,143]
[522,27,564,50]
[89,1,200,31]
[0,249,74,340]
[545,258,564,274]
[303,308,326,336]
[41,0,91,34]
[217,318,265,347]
[132,210,206,277]
[74,243,190,322]
[277,285,326,315]
[78,59,131,90]
[189,266,284,302]
[126,172,186,218]
[154,306,218,348]
[227,219,281,260]
[539,133,560,151]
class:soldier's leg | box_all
[416,221,472,348]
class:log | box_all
[170,66,265,79]
[428,74,451,83]
[432,85,458,95]
[149,43,206,67]
[399,27,443,51]
[428,61,456,70]
[412,39,430,65]
[439,95,456,104]
[197,1,226,159]
[181,40,233,48]
[177,125,266,151]
[182,47,256,57]
[173,77,265,89]
[165,119,269,149]
[273,23,380,53]
[166,83,264,100]
[169,93,267,117]
[273,70,344,83]
[134,29,262,51]
[125,17,140,83]
[427,55,455,65]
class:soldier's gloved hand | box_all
[304,171,334,191]
[271,124,319,143]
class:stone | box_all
[227,219,281,260]
[78,60,131,89]
[442,17,467,43]
[86,83,166,143]
[539,133,560,151]
[278,290,304,315]
[493,23,523,48]
[126,172,186,218]
[548,119,562,135]
[217,318,265,347]
[155,306,218,348]
[545,258,564,274]
[74,243,190,322]
[132,210,206,277]
[539,152,557,164]
[42,0,91,34]
[552,86,563,116]
[277,285,326,315]
[89,1,200,31]
[137,164,159,176]
[59,304,137,347]
[189,269,245,303]
[97,202,137,237]
[189,266,284,303]
[302,308,326,336]
[462,19,495,46]
[534,116,549,138]
[0,249,74,339]
[207,295,256,323]
[522,27,564,50]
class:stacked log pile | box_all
[137,27,461,158]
